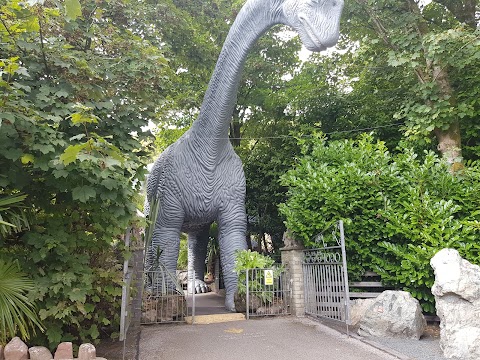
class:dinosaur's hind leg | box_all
[218,205,247,312]
[187,225,211,294]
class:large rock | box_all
[358,290,426,339]
[4,337,28,360]
[349,298,375,327]
[29,346,53,360]
[431,248,480,360]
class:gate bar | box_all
[339,220,350,335]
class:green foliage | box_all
[177,235,189,271]
[280,134,480,312]
[0,194,30,238]
[0,259,43,345]
[344,0,480,160]
[234,249,276,273]
[0,0,171,347]
[234,249,282,303]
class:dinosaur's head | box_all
[282,0,344,52]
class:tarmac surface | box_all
[139,317,399,360]
[99,292,446,360]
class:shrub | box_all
[280,134,480,313]
[234,250,282,303]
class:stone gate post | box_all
[280,231,305,317]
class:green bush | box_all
[234,250,282,303]
[0,0,165,347]
[280,134,480,313]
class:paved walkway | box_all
[139,293,398,360]
[109,292,445,360]
[139,317,399,360]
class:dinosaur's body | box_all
[146,0,344,311]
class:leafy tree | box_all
[0,0,171,346]
[344,0,480,166]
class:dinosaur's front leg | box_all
[218,205,247,312]
[147,225,182,292]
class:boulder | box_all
[54,342,73,360]
[4,337,28,360]
[349,298,375,327]
[78,343,96,360]
[358,290,426,339]
[29,346,53,360]
[431,248,480,360]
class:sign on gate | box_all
[264,269,274,285]
[302,220,350,329]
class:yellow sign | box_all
[264,269,274,286]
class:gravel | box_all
[368,336,447,360]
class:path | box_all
[99,291,446,360]
[139,317,398,360]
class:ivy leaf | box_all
[72,185,96,202]
[65,0,82,21]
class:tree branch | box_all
[37,9,50,75]
[0,16,27,56]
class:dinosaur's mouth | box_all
[298,14,327,52]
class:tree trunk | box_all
[435,121,462,169]
[432,66,463,168]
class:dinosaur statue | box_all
[146,0,344,311]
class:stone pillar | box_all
[280,231,305,317]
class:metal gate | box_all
[302,220,350,327]
[242,267,291,319]
[141,260,188,324]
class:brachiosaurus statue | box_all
[146,0,344,311]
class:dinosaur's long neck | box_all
[189,0,282,165]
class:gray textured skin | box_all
[146,0,344,311]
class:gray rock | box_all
[358,290,426,339]
[349,298,375,327]
[29,346,53,360]
[431,248,480,360]
[4,337,28,360]
[54,342,73,359]
[78,343,96,360]
[0,345,4,360]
